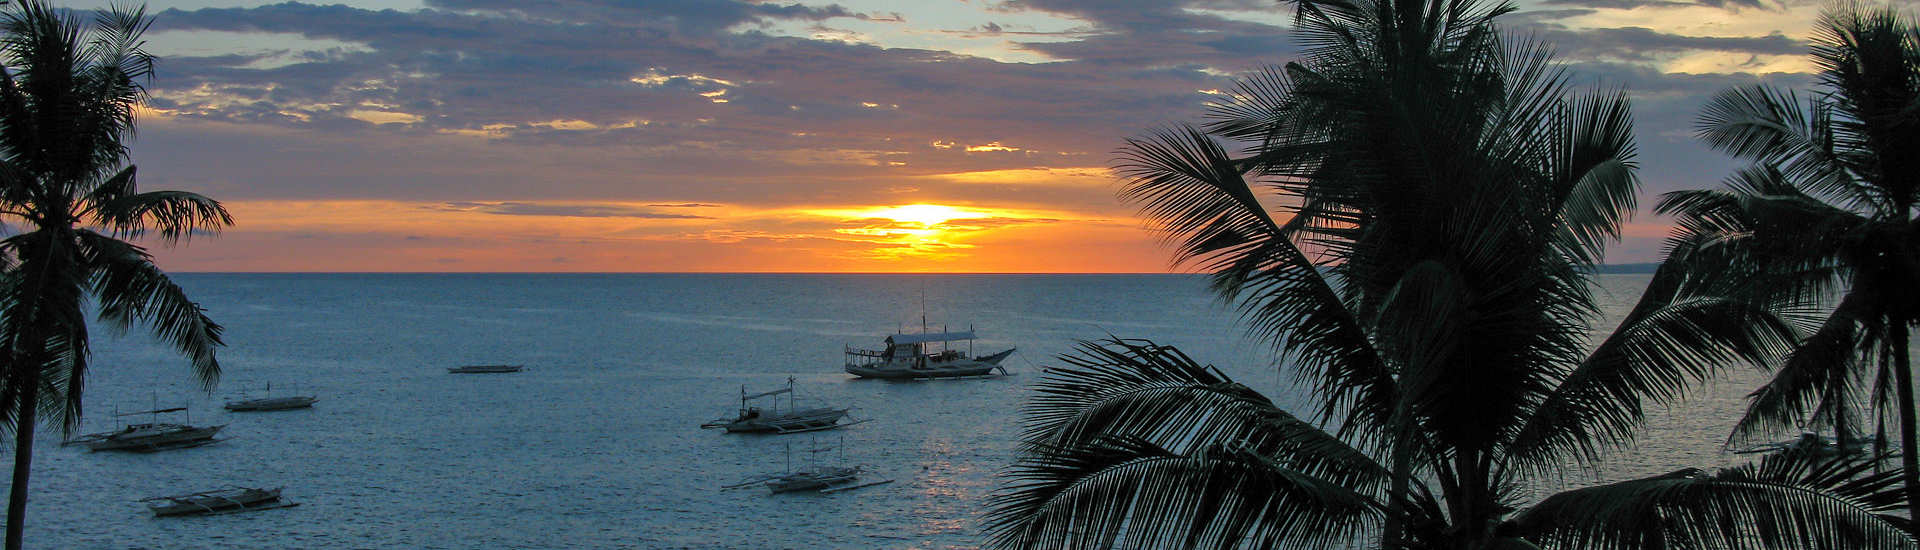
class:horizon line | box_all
[165,271,1197,275]
[165,264,1663,275]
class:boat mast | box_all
[782,377,794,417]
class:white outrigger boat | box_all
[65,407,225,453]
[144,486,298,517]
[701,377,865,434]
[844,329,1015,380]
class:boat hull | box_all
[768,467,860,493]
[148,487,290,517]
[845,348,1016,379]
[225,396,318,411]
[448,365,523,374]
[711,408,850,434]
[85,424,225,452]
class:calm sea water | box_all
[11,274,1765,549]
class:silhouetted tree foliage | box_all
[1660,0,1920,524]
[0,2,230,548]
[985,0,1916,547]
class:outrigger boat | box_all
[144,486,298,517]
[844,328,1015,380]
[767,466,873,493]
[65,407,225,453]
[722,439,893,494]
[701,377,865,434]
[225,384,317,412]
[448,364,523,374]
[225,396,317,412]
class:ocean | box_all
[15,273,1765,548]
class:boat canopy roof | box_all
[886,331,975,345]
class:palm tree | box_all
[1658,2,1920,517]
[0,2,231,548]
[985,0,1913,546]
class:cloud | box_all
[117,0,1839,271]
[942,216,1066,230]
[420,0,879,33]
[429,201,713,218]
[1525,25,1804,63]
[1538,0,1721,9]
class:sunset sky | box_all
[74,0,1845,272]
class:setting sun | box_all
[822,204,988,227]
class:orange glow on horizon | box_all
[807,203,995,228]
[145,199,1174,273]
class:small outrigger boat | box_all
[65,407,225,453]
[844,328,1015,380]
[768,466,868,493]
[225,384,317,412]
[701,377,865,434]
[448,364,523,374]
[722,440,893,494]
[144,487,298,517]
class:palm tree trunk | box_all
[5,367,38,550]
[1893,320,1919,527]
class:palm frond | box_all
[1653,168,1866,362]
[1731,292,1871,444]
[985,436,1378,550]
[1505,260,1799,473]
[0,229,92,435]
[1695,86,1863,207]
[1027,338,1388,491]
[76,229,221,389]
[1115,125,1399,444]
[39,311,86,433]
[1551,90,1638,266]
[1811,3,1920,212]
[1505,452,1914,549]
[89,187,233,243]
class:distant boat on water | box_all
[448,364,523,374]
[65,407,224,453]
[225,383,317,412]
[767,465,870,493]
[225,395,318,412]
[723,438,893,494]
[701,377,863,434]
[144,487,297,517]
[844,329,1014,380]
